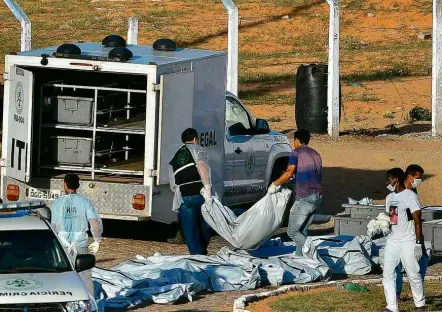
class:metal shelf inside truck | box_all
[41,122,146,135]
[40,165,143,176]
[37,78,147,179]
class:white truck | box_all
[1,36,292,224]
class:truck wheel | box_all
[270,158,288,183]
[166,223,186,244]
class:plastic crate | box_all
[343,204,385,218]
[343,204,442,222]
[50,136,93,165]
[421,206,442,222]
[333,214,371,237]
[422,220,442,252]
[45,96,96,125]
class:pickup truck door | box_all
[225,97,265,203]
[223,123,235,206]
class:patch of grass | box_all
[242,93,294,106]
[273,0,303,7]
[360,93,379,102]
[242,35,261,44]
[366,3,377,12]
[239,65,421,90]
[290,32,327,50]
[423,2,433,13]
[344,0,364,10]
[383,111,395,119]
[255,0,318,8]
[412,0,433,13]
[240,50,311,60]
[409,106,431,122]
[341,36,367,51]
[268,116,284,122]
[239,42,430,64]
[344,42,431,53]
[270,282,442,312]
[239,72,295,84]
[342,67,412,82]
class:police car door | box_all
[225,97,263,203]
[3,67,34,183]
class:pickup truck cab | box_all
[223,91,292,206]
[0,201,97,311]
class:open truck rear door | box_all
[5,66,33,183]
[156,72,195,185]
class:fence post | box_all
[3,0,31,51]
[221,0,239,96]
[432,0,442,136]
[326,0,340,138]
[127,17,139,45]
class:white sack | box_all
[303,235,373,275]
[92,254,260,308]
[348,197,373,205]
[367,212,391,239]
[201,188,291,250]
[216,246,332,286]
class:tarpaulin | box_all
[201,188,291,250]
[302,235,373,275]
[92,254,260,308]
[92,241,333,309]
[216,246,332,286]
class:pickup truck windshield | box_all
[0,230,71,273]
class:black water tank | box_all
[295,64,341,134]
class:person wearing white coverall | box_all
[51,173,103,295]
[382,168,425,312]
[395,164,428,301]
[169,128,212,255]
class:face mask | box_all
[411,178,422,189]
[387,183,395,192]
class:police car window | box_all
[226,98,251,135]
[0,230,71,273]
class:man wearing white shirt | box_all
[383,168,425,312]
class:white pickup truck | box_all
[0,201,97,311]
[1,36,292,224]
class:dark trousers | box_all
[179,195,212,255]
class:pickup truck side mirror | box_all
[75,254,95,272]
[255,118,270,134]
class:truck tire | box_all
[270,158,293,227]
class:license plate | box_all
[28,188,61,200]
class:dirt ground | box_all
[248,77,432,134]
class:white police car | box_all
[0,201,97,311]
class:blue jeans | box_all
[179,195,212,255]
[287,193,322,256]
[395,254,429,296]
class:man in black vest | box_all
[169,128,212,255]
